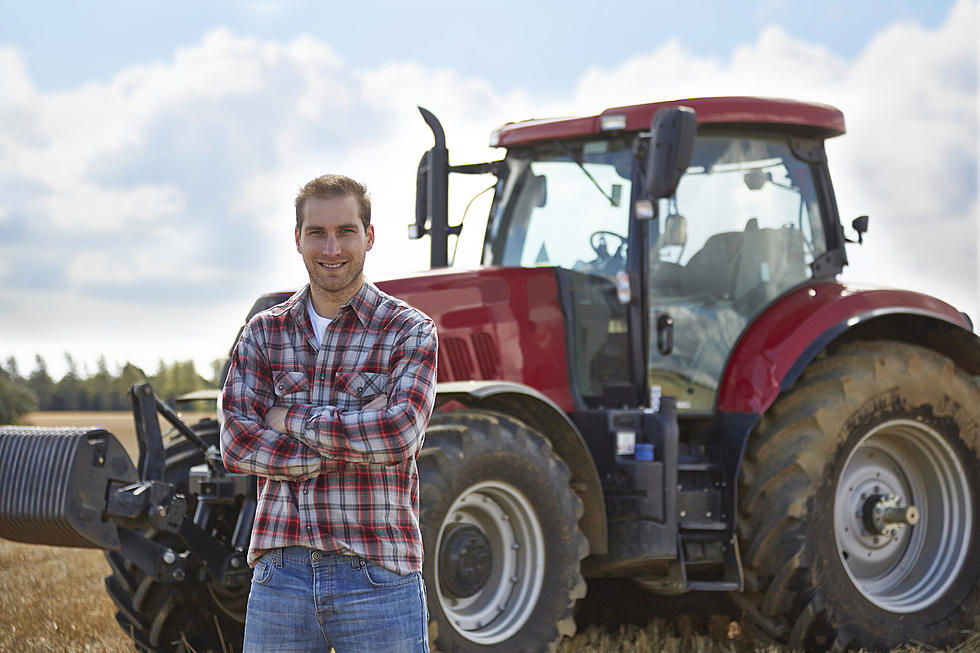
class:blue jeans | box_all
[243,547,429,653]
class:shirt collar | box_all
[346,280,379,327]
[287,281,378,328]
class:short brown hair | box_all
[295,174,372,230]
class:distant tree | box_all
[210,357,228,388]
[27,355,56,409]
[13,354,221,411]
[112,362,148,410]
[0,364,38,424]
[82,356,114,410]
[151,359,209,406]
[52,353,86,410]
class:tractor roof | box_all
[491,96,846,147]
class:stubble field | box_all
[0,412,975,652]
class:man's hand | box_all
[265,395,386,433]
[264,406,288,432]
[364,394,388,411]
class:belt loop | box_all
[272,547,283,568]
[350,555,361,570]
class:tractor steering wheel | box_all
[589,230,627,261]
[586,230,628,277]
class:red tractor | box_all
[390,97,980,652]
[1,97,977,653]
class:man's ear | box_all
[295,226,302,252]
[366,224,375,251]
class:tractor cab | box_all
[418,98,848,413]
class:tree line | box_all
[0,354,226,424]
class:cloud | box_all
[0,27,535,375]
[570,0,978,321]
[0,2,976,380]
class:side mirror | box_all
[645,106,697,200]
[851,215,869,245]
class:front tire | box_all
[419,410,588,652]
[737,341,980,651]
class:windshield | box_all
[484,139,633,280]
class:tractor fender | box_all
[717,281,979,415]
[710,282,980,552]
[433,380,608,555]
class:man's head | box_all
[294,174,375,312]
[295,174,371,231]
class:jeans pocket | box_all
[360,561,415,588]
[251,556,276,586]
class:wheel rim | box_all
[834,419,973,613]
[435,480,545,644]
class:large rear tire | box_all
[737,341,980,651]
[420,410,588,652]
[104,419,249,652]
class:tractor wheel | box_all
[737,341,980,652]
[419,410,588,652]
[104,419,249,652]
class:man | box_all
[221,174,437,652]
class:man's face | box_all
[295,195,375,299]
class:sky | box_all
[1,0,977,380]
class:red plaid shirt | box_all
[220,281,437,574]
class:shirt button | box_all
[304,489,309,495]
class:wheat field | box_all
[0,412,975,652]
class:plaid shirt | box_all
[220,281,437,575]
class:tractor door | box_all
[647,133,834,413]
[483,137,638,407]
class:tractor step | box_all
[686,580,741,591]
[678,532,743,592]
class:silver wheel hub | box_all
[834,419,972,613]
[435,481,545,644]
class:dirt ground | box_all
[1,412,976,652]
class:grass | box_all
[0,412,975,652]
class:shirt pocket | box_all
[335,370,389,401]
[273,370,310,403]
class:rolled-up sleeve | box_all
[283,318,437,465]
[220,322,325,480]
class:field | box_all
[1,412,975,652]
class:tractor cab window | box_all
[484,139,634,405]
[484,139,633,281]
[648,134,828,413]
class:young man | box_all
[220,174,437,652]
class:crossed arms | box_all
[220,318,437,481]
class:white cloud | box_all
[37,182,185,231]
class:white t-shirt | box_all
[306,295,333,349]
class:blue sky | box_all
[0,0,976,379]
[2,1,956,94]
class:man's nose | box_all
[322,234,341,255]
